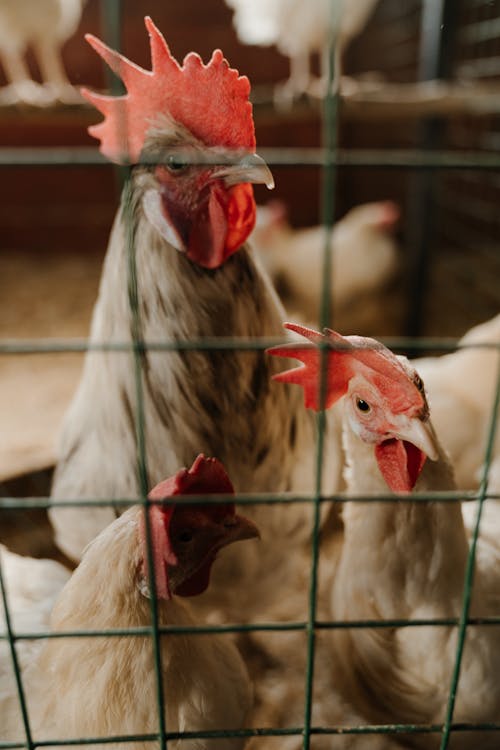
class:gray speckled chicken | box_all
[49,18,342,621]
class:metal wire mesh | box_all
[1,0,500,749]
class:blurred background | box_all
[1,0,499,556]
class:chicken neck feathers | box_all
[49,171,341,619]
[329,414,500,745]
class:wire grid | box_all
[431,0,500,332]
[1,0,500,748]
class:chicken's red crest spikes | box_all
[268,322,425,415]
[81,17,255,164]
[148,453,235,516]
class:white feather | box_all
[1,510,251,749]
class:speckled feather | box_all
[49,143,342,620]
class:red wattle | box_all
[139,506,177,600]
[186,183,227,268]
[375,439,427,493]
[224,183,256,255]
[175,553,216,597]
[186,182,255,269]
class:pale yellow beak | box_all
[211,153,275,189]
[391,414,439,462]
[222,513,260,545]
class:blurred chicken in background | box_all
[252,199,400,332]
[415,313,500,492]
[0,547,70,670]
[0,0,85,105]
[225,0,380,100]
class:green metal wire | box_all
[0,560,33,750]
[2,719,500,750]
[1,335,497,355]
[3,489,495,511]
[301,2,341,746]
[4,614,500,644]
[1,147,500,169]
[439,349,500,749]
[100,0,123,95]
[123,173,168,750]
[100,0,126,199]
[302,411,326,750]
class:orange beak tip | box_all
[235,514,260,541]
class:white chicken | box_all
[2,455,258,749]
[0,0,85,105]
[49,18,342,622]
[225,0,380,99]
[0,545,70,678]
[414,313,500,491]
[250,664,411,750]
[252,199,400,328]
[270,323,500,748]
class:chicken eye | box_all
[166,154,188,172]
[414,374,424,393]
[177,530,193,543]
[356,398,371,414]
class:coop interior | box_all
[1,0,500,748]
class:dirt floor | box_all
[0,247,102,561]
[0,246,102,479]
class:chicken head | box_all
[268,322,439,492]
[82,17,274,269]
[139,454,259,599]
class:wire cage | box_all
[1,0,500,749]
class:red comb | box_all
[148,453,234,503]
[268,323,424,413]
[81,17,256,164]
[268,323,355,410]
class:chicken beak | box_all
[212,153,275,190]
[392,415,439,462]
[221,513,260,547]
[375,416,439,492]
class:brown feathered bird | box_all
[3,455,258,749]
[49,18,341,622]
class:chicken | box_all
[270,323,500,748]
[3,455,258,749]
[252,200,399,329]
[0,547,70,704]
[0,0,85,105]
[49,18,341,620]
[224,0,380,100]
[414,313,500,491]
